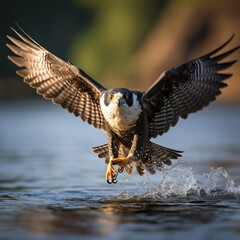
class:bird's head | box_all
[100,88,142,130]
[102,88,134,107]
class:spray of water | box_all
[151,163,240,200]
[108,162,240,201]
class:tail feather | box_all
[92,144,109,163]
[92,142,183,175]
[143,142,183,174]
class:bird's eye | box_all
[108,94,114,101]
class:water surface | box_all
[0,100,240,240]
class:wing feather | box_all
[143,35,239,137]
[7,27,107,130]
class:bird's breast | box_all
[100,97,142,132]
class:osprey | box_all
[7,27,239,184]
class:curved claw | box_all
[112,156,132,174]
[118,165,124,173]
[112,178,118,184]
[106,156,132,183]
[107,179,112,184]
[112,171,118,179]
[107,173,118,184]
[106,161,118,184]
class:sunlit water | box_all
[0,100,240,240]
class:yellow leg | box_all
[112,156,132,173]
[105,159,118,184]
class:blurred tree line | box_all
[0,0,239,100]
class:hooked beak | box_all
[116,97,125,106]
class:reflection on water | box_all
[0,100,240,239]
[10,200,240,238]
[1,188,240,240]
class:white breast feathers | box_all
[100,92,142,131]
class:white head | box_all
[100,88,142,131]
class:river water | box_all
[0,100,240,240]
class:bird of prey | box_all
[7,27,239,184]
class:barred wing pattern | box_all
[143,35,239,138]
[7,28,107,130]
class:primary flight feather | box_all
[7,27,239,183]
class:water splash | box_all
[107,163,240,202]
[152,163,240,200]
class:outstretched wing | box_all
[143,35,239,138]
[7,27,107,130]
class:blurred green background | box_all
[1,0,240,100]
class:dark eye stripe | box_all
[125,92,133,107]
[104,92,111,106]
[103,89,136,107]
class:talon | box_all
[112,170,118,179]
[105,156,132,183]
[112,178,118,184]
[105,160,118,184]
[112,156,132,174]
[118,165,124,173]
[107,179,112,184]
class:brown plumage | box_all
[7,26,239,184]
[7,28,106,130]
